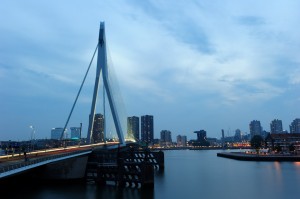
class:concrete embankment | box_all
[217,152,300,161]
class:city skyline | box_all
[1,1,300,140]
[45,116,299,142]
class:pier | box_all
[217,152,300,161]
[86,146,164,188]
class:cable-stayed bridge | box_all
[0,22,163,188]
[60,21,129,145]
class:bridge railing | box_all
[0,149,91,175]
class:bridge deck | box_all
[0,142,121,179]
[0,147,93,179]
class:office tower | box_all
[160,130,172,143]
[290,118,300,134]
[70,127,81,139]
[93,113,104,143]
[249,120,262,139]
[160,130,172,147]
[270,119,283,134]
[141,115,154,144]
[234,129,242,142]
[177,135,182,146]
[51,127,66,140]
[222,129,225,140]
[221,129,225,147]
[177,135,187,147]
[181,135,187,147]
[194,130,207,142]
[127,116,139,141]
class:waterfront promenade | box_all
[217,152,300,161]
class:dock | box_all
[217,152,300,161]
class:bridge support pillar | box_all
[86,146,164,188]
[157,151,165,170]
[141,162,154,188]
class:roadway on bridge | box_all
[0,142,120,176]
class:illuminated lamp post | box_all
[29,125,35,151]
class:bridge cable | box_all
[60,44,99,140]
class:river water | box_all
[4,150,300,199]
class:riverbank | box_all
[217,152,300,161]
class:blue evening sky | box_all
[0,0,299,141]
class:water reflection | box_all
[2,182,154,199]
[293,161,300,167]
[274,161,281,172]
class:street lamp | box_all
[29,125,36,151]
[29,125,36,140]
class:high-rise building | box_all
[160,130,172,143]
[177,135,187,147]
[70,127,81,139]
[221,129,225,147]
[93,113,104,143]
[51,127,66,140]
[290,118,300,134]
[194,130,207,142]
[270,119,283,134]
[249,120,262,139]
[160,130,172,146]
[234,129,242,142]
[127,116,139,141]
[141,115,154,144]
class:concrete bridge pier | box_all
[86,147,164,188]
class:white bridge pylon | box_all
[87,22,125,145]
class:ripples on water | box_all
[3,150,300,199]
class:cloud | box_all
[2,0,293,106]
[110,2,291,107]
